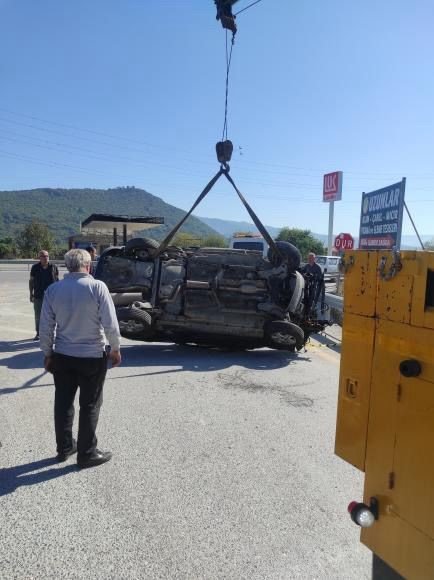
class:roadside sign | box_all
[334,233,354,251]
[358,179,405,250]
[323,171,343,202]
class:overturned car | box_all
[95,236,328,352]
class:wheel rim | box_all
[119,320,145,335]
[270,331,296,346]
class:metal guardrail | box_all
[325,293,343,312]
[0,259,66,271]
[0,259,65,264]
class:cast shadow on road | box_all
[112,343,311,380]
[0,342,312,394]
[0,457,76,497]
[0,341,49,396]
[311,333,341,354]
[0,339,39,353]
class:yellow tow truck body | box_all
[335,250,434,579]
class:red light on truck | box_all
[348,498,379,528]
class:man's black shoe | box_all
[77,449,112,469]
[56,441,77,462]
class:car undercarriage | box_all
[95,237,329,352]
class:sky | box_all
[1,0,434,236]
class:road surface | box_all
[0,270,370,579]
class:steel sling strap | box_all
[222,169,281,259]
[153,169,224,258]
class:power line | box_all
[234,0,264,16]
[0,132,216,180]
[2,108,434,189]
[0,149,136,180]
[3,107,434,180]
[0,107,204,156]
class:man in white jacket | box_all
[39,249,121,469]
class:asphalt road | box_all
[0,271,370,579]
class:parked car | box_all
[315,255,340,276]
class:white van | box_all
[229,234,269,258]
[315,255,340,275]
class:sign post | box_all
[323,171,343,252]
[358,179,406,250]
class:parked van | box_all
[229,233,269,258]
[315,255,340,275]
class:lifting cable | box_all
[155,0,279,259]
[221,30,235,142]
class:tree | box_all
[425,238,434,250]
[277,228,325,259]
[0,237,19,258]
[18,221,56,258]
[172,232,201,248]
[200,234,228,248]
[171,232,228,249]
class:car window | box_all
[329,258,338,265]
[316,257,326,265]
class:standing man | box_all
[29,250,59,340]
[86,245,98,276]
[39,249,121,469]
[303,252,323,278]
[302,252,325,312]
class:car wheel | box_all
[124,237,160,256]
[267,241,301,270]
[265,320,304,351]
[117,306,153,339]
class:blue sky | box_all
[1,0,434,236]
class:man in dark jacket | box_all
[303,252,323,278]
[302,252,325,312]
[29,250,59,340]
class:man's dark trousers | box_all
[52,352,108,460]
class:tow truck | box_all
[335,249,434,579]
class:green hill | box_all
[0,186,218,243]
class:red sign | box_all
[334,232,354,251]
[323,171,343,202]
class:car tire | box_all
[124,237,160,254]
[268,241,301,270]
[117,306,153,339]
[265,320,304,351]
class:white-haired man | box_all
[303,252,323,278]
[39,249,121,469]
